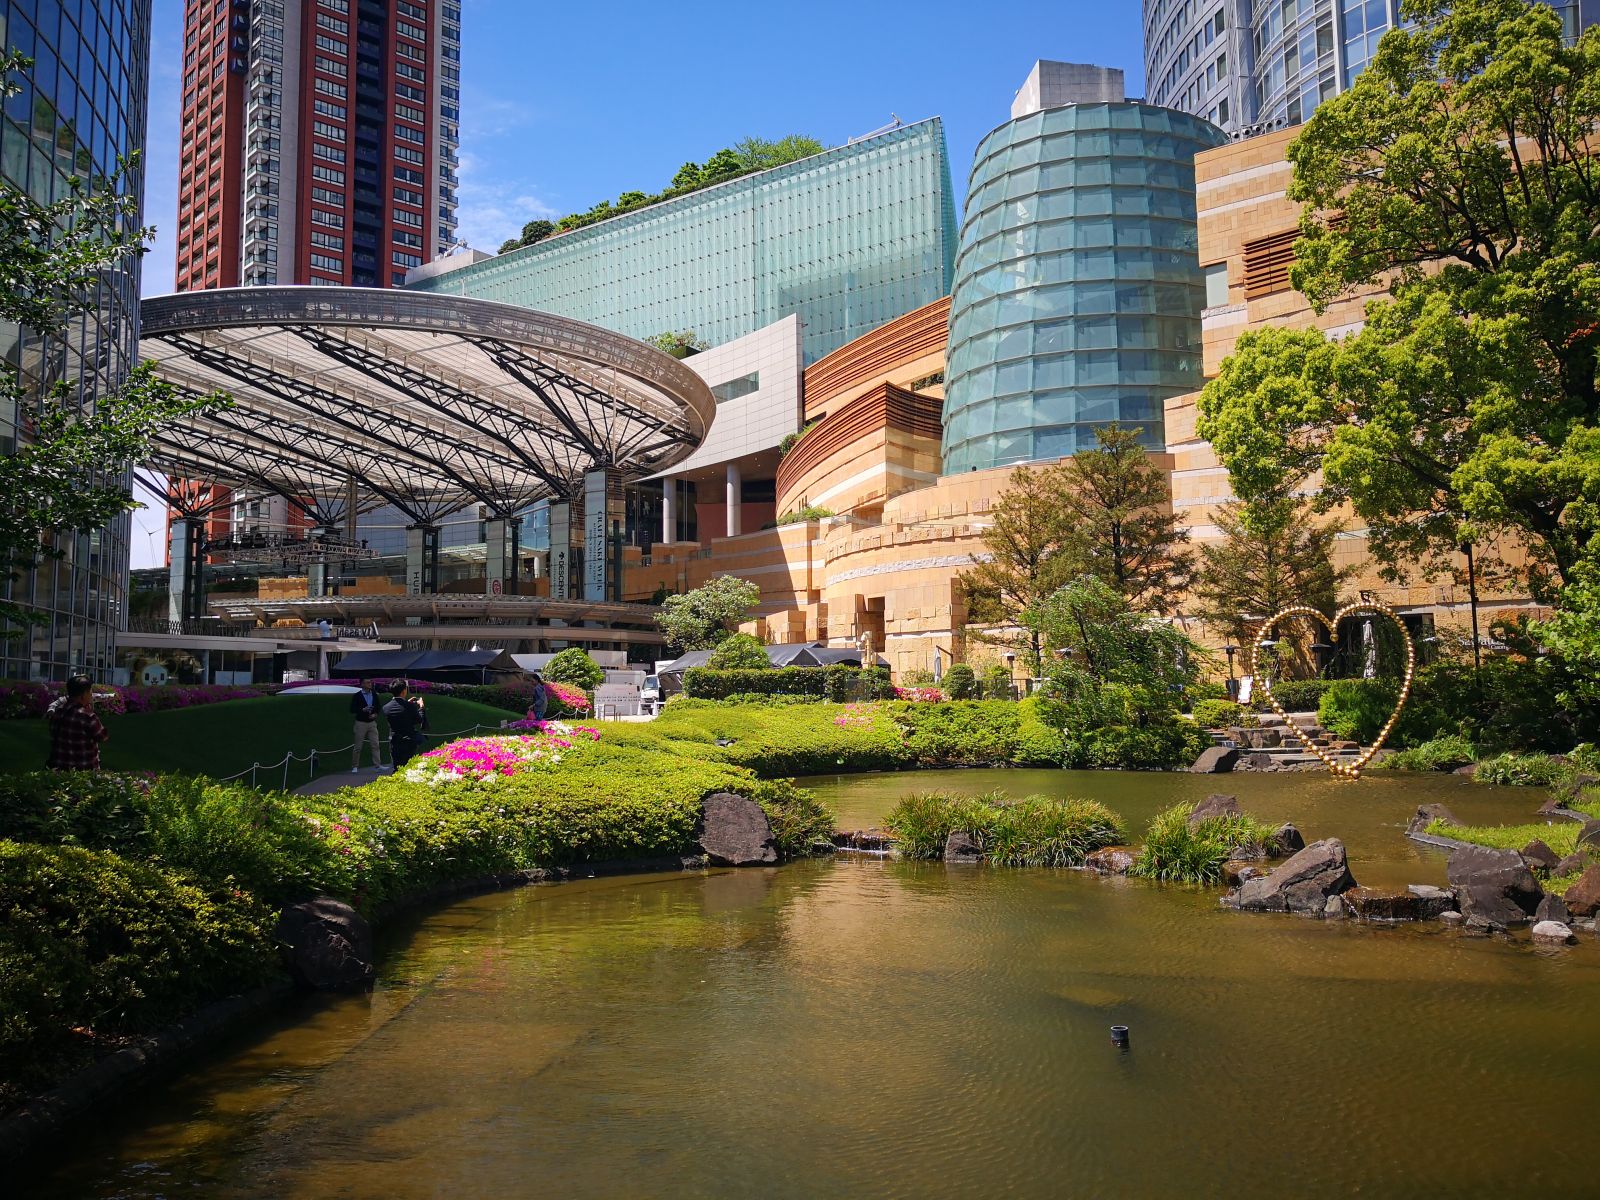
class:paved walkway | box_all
[293,765,391,796]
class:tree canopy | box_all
[1197,0,1600,604]
[654,576,760,653]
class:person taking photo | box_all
[46,675,109,771]
[382,678,428,768]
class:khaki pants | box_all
[352,720,382,769]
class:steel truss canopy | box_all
[138,288,717,525]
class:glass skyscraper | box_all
[1144,0,1599,138]
[407,118,958,364]
[0,0,151,680]
[941,100,1225,474]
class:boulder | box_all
[943,830,983,864]
[1236,839,1357,914]
[832,829,893,851]
[1562,865,1600,918]
[1270,823,1306,856]
[1406,885,1459,920]
[1520,839,1561,873]
[1407,804,1459,836]
[1578,820,1600,850]
[1536,894,1571,925]
[1438,909,1465,926]
[1221,860,1265,887]
[1085,846,1137,875]
[1536,797,1569,817]
[275,897,375,993]
[1255,728,1283,749]
[1334,740,1361,753]
[1344,886,1423,921]
[1190,745,1239,774]
[1555,852,1592,877]
[1188,793,1243,829]
[1531,921,1577,945]
[1246,752,1277,771]
[1323,895,1347,919]
[1445,846,1544,928]
[696,792,778,866]
[1452,763,1478,777]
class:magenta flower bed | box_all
[892,686,945,702]
[403,722,601,785]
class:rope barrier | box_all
[216,722,509,789]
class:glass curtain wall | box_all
[0,0,151,680]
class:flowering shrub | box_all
[543,680,591,714]
[403,724,600,786]
[0,681,270,720]
[893,686,945,702]
[833,703,878,729]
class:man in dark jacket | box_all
[47,676,109,771]
[349,681,382,772]
[382,678,428,768]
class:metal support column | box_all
[168,518,205,624]
[405,525,440,595]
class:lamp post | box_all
[1461,540,1483,677]
[1222,643,1239,699]
[1003,650,1018,700]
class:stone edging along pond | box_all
[0,792,784,1166]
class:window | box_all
[711,372,760,403]
[311,208,345,228]
[396,61,426,82]
[314,79,347,100]
[395,165,425,184]
[310,252,343,271]
[394,229,423,247]
[315,55,346,75]
[312,164,346,185]
[397,41,426,62]
[396,82,426,102]
[398,0,427,16]
[395,145,424,165]
[312,186,344,205]
[313,120,346,142]
[313,143,347,164]
[393,250,423,268]
[1203,262,1230,307]
[311,230,344,250]
[394,185,424,204]
[393,207,423,227]
[397,20,427,40]
[396,102,425,123]
[320,0,350,11]
[314,98,347,119]
[314,34,347,55]
[316,13,348,34]
[395,124,424,144]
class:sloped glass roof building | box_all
[406,118,958,364]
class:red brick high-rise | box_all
[175,0,461,293]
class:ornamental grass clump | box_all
[883,790,1125,867]
[883,791,1000,859]
[1378,736,1478,773]
[1132,802,1280,885]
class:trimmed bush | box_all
[543,648,605,691]
[683,666,829,700]
[1377,736,1478,773]
[1192,698,1243,729]
[943,664,978,700]
[1132,802,1280,884]
[707,633,771,670]
[883,790,1125,866]
[1317,678,1399,742]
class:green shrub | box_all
[1192,698,1243,729]
[1256,679,1332,714]
[1472,752,1568,787]
[707,632,770,670]
[883,791,1124,866]
[1317,678,1400,742]
[0,841,278,1107]
[746,778,836,857]
[684,666,828,700]
[1377,736,1478,773]
[891,701,1020,766]
[544,648,605,691]
[979,664,1016,700]
[1014,695,1066,766]
[721,693,823,707]
[943,664,978,700]
[1132,802,1279,884]
[1185,680,1231,707]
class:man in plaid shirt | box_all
[47,676,109,771]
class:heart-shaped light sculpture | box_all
[1251,597,1415,780]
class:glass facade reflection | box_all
[0,0,150,680]
[407,119,958,364]
[941,103,1225,474]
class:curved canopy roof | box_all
[139,287,716,524]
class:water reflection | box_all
[27,773,1600,1199]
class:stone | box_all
[1536,894,1571,925]
[1562,865,1600,918]
[1246,752,1276,770]
[1323,895,1347,918]
[695,792,778,866]
[1221,860,1264,887]
[1407,804,1459,836]
[1520,839,1561,873]
[1406,885,1459,920]
[1446,846,1544,928]
[1532,921,1577,945]
[1344,886,1422,921]
[1577,819,1600,850]
[1537,797,1569,817]
[1190,746,1239,774]
[1236,839,1357,914]
[1085,846,1137,875]
[1556,852,1591,877]
[275,897,375,992]
[1270,823,1306,856]
[943,830,983,864]
[1255,728,1283,749]
[1452,763,1478,777]
[1438,909,1465,926]
[1463,915,1498,936]
[832,829,893,851]
[1334,740,1361,752]
[1188,793,1243,829]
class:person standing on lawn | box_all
[350,680,382,772]
[382,678,428,768]
[527,672,548,723]
[46,675,109,771]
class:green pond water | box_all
[26,769,1600,1198]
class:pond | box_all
[26,770,1600,1198]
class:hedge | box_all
[681,664,894,702]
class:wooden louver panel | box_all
[1242,229,1299,300]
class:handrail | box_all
[218,721,509,789]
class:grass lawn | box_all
[0,694,516,785]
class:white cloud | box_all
[453,150,561,253]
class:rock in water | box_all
[1270,823,1306,856]
[1535,894,1571,925]
[1406,804,1459,835]
[1531,921,1577,945]
[1188,793,1243,829]
[943,830,983,864]
[1562,865,1600,918]
[1084,847,1136,875]
[275,897,375,992]
[1344,887,1422,921]
[1236,839,1356,914]
[1520,839,1560,872]
[1445,846,1543,928]
[1190,746,1239,774]
[696,792,778,866]
[1222,860,1264,886]
[1406,885,1459,920]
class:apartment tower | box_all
[175,0,460,291]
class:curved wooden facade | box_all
[776,383,942,515]
[802,295,951,422]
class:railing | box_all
[220,720,509,789]
[127,617,254,638]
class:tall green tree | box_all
[1197,0,1600,603]
[0,51,225,635]
[1192,497,1352,651]
[1053,424,1193,615]
[654,575,760,653]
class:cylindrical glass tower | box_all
[941,102,1225,474]
[0,0,152,679]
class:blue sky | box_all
[131,0,1147,565]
